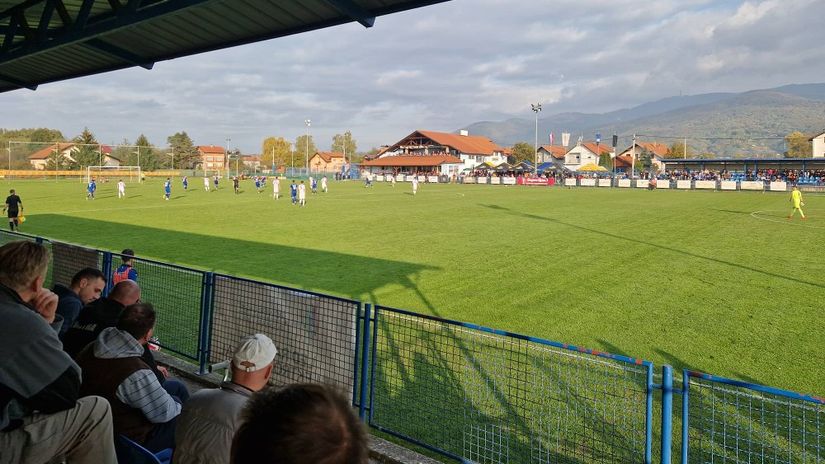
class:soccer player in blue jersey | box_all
[311,176,318,194]
[255,177,261,193]
[164,177,172,200]
[182,176,189,190]
[290,180,298,205]
[86,178,96,200]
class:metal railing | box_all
[0,228,821,464]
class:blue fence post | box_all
[646,365,654,464]
[197,272,215,375]
[661,365,674,464]
[35,236,43,244]
[681,369,689,464]
[358,303,372,421]
[101,251,113,297]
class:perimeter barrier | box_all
[0,228,821,464]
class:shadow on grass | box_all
[478,204,825,290]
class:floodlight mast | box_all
[532,103,542,175]
[304,119,311,175]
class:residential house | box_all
[617,141,670,172]
[537,145,567,170]
[28,143,119,170]
[368,129,504,174]
[308,151,346,173]
[197,145,226,171]
[564,142,612,171]
[810,130,825,158]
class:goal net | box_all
[86,165,142,184]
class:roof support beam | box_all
[0,72,36,90]
[84,38,154,69]
[37,0,56,43]
[322,0,375,27]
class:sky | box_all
[2,0,824,153]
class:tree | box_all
[509,142,535,164]
[133,134,160,170]
[331,131,357,160]
[294,134,317,169]
[167,131,200,169]
[72,127,100,169]
[45,146,70,170]
[261,137,292,169]
[667,142,693,159]
[785,131,812,158]
[598,152,612,169]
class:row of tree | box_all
[260,131,360,169]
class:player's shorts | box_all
[7,210,18,219]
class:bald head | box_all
[109,280,140,306]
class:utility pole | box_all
[531,102,542,176]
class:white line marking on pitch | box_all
[750,210,825,229]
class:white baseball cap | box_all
[232,334,277,373]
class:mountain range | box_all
[464,83,825,157]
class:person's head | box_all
[109,280,141,307]
[116,302,156,344]
[231,384,367,464]
[9,189,14,194]
[231,334,277,392]
[69,268,106,304]
[301,180,304,184]
[120,248,135,265]
[0,241,49,300]
[119,179,123,182]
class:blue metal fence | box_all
[0,228,821,464]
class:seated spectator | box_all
[0,241,116,464]
[62,279,141,357]
[173,334,278,464]
[54,267,106,339]
[113,248,138,284]
[75,302,182,453]
[231,383,367,464]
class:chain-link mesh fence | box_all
[369,306,652,464]
[210,275,359,397]
[685,375,823,464]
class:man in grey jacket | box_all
[75,302,182,453]
[0,241,116,464]
[173,333,277,464]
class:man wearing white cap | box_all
[173,334,277,464]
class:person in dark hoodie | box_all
[53,267,106,339]
[62,279,141,357]
[0,241,116,464]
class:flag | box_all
[562,132,570,147]
[596,133,601,144]
[549,132,554,145]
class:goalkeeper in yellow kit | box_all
[788,185,806,220]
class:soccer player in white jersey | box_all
[298,180,306,206]
[203,176,210,191]
[321,175,328,193]
[412,175,419,195]
[117,179,126,198]
[273,176,280,200]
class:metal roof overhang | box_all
[0,0,449,92]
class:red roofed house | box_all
[537,145,568,170]
[564,141,612,171]
[308,151,346,173]
[28,143,119,170]
[617,141,671,172]
[362,129,504,175]
[198,145,226,171]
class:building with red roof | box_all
[308,151,346,173]
[365,129,505,174]
[28,143,119,170]
[563,141,613,171]
[197,145,226,172]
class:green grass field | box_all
[5,177,823,395]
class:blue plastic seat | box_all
[115,435,172,464]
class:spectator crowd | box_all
[0,241,367,464]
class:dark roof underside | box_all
[0,0,449,92]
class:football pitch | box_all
[5,177,824,395]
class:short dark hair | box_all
[70,268,105,287]
[231,384,367,464]
[121,248,134,263]
[116,302,155,341]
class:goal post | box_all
[85,165,142,184]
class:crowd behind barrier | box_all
[0,229,821,464]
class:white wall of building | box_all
[813,133,825,158]
[564,146,598,170]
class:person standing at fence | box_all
[273,176,280,200]
[231,383,367,464]
[0,241,118,464]
[3,189,23,231]
[54,268,106,340]
[117,179,126,199]
[203,175,210,192]
[174,334,277,464]
[788,185,807,220]
[87,178,97,200]
[113,249,139,285]
[298,180,306,207]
